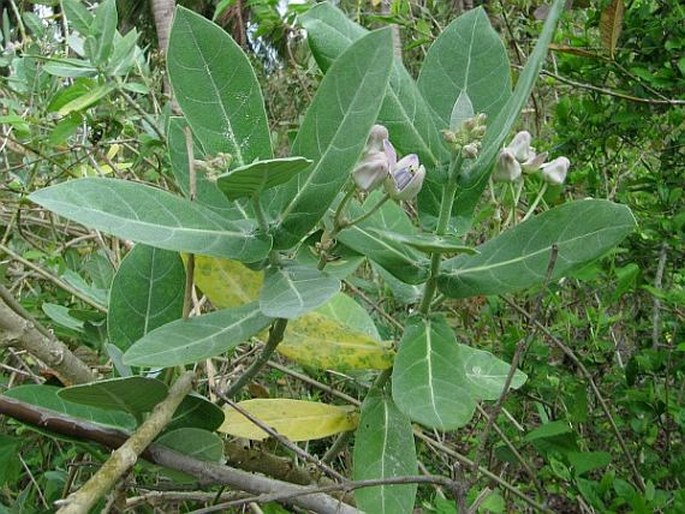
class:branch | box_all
[0,288,95,386]
[0,395,358,514]
[56,371,196,513]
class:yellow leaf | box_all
[278,312,394,371]
[219,399,358,441]
[192,256,263,308]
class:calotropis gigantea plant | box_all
[26,0,637,511]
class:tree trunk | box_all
[151,0,175,54]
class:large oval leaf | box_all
[123,302,272,367]
[299,2,446,168]
[268,28,394,248]
[459,345,527,401]
[167,7,271,164]
[418,8,511,129]
[29,178,272,262]
[438,199,637,298]
[353,389,417,514]
[108,244,185,351]
[156,428,224,462]
[218,399,357,441]
[392,316,475,430]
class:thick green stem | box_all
[252,196,270,235]
[224,318,288,398]
[418,155,463,315]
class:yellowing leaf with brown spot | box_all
[219,399,358,441]
[192,256,263,307]
[278,311,394,371]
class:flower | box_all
[351,125,391,192]
[383,139,425,200]
[507,131,534,162]
[541,157,570,185]
[493,148,522,183]
[352,150,389,192]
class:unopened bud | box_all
[541,156,570,185]
[493,148,522,183]
[462,143,479,159]
[352,151,389,192]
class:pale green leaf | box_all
[42,58,97,78]
[438,200,636,298]
[108,245,185,351]
[123,302,272,367]
[299,2,446,167]
[459,345,527,401]
[260,262,340,319]
[366,229,477,255]
[315,292,380,340]
[392,316,475,430]
[29,178,272,262]
[353,389,417,514]
[418,8,511,129]
[216,157,312,200]
[62,0,93,35]
[449,90,475,131]
[167,7,271,164]
[88,0,117,65]
[219,399,357,441]
[268,28,394,248]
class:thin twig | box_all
[651,242,668,349]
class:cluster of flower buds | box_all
[352,124,426,201]
[493,131,570,185]
[442,113,488,159]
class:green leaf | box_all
[218,399,357,442]
[353,388,417,514]
[106,29,140,76]
[524,420,573,442]
[29,178,272,262]
[88,0,117,66]
[216,157,312,200]
[62,0,93,35]
[123,302,272,367]
[336,193,430,284]
[567,451,611,476]
[268,28,394,248]
[392,316,475,430]
[108,244,185,351]
[167,6,272,164]
[42,58,97,78]
[57,377,168,423]
[453,0,565,225]
[42,303,84,332]
[366,229,477,255]
[156,428,224,462]
[4,385,136,431]
[459,345,527,401]
[168,394,225,433]
[259,262,340,319]
[438,200,636,298]
[417,8,511,129]
[299,3,445,168]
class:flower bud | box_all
[522,151,548,173]
[352,151,389,192]
[493,148,522,183]
[366,124,389,153]
[462,143,479,159]
[541,157,570,185]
